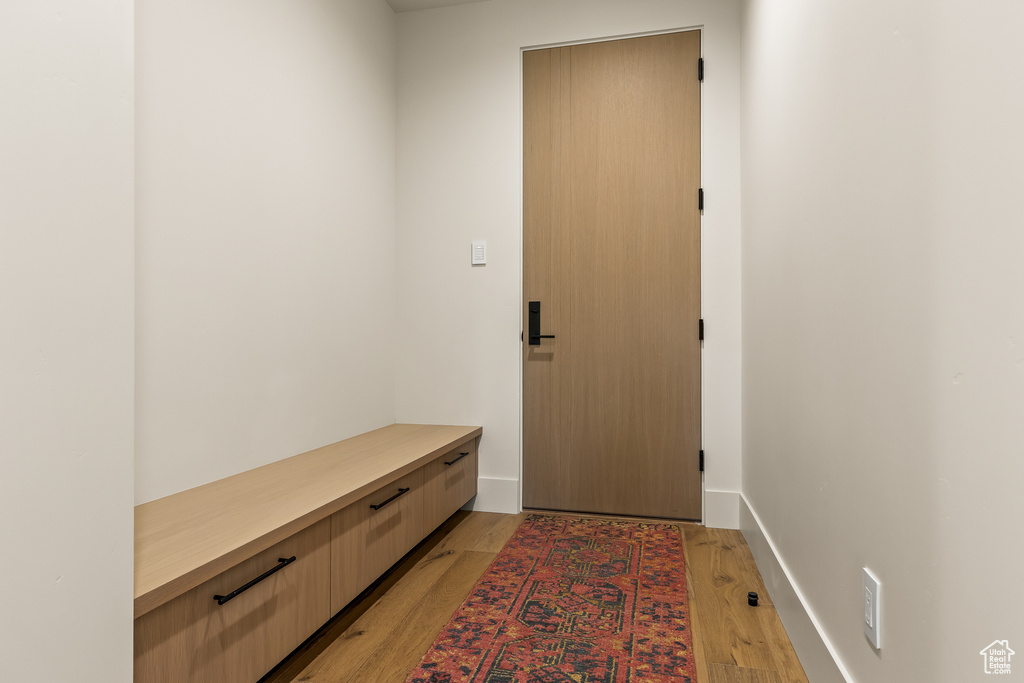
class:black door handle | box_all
[528,301,556,346]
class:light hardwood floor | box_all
[261,511,808,683]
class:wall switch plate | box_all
[863,568,881,649]
[471,241,486,265]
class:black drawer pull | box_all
[213,556,296,606]
[370,487,411,510]
[445,451,471,466]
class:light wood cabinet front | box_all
[423,440,478,533]
[134,518,331,683]
[329,468,425,615]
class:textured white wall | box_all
[395,0,743,521]
[0,1,135,679]
[135,0,399,502]
[742,1,1024,680]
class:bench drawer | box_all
[423,439,478,533]
[134,518,330,683]
[330,468,425,615]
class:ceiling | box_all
[386,0,489,13]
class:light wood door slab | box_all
[523,31,702,520]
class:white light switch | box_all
[863,568,881,649]
[472,241,486,265]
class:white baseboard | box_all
[739,494,853,683]
[703,489,740,529]
[466,477,520,514]
[467,483,743,525]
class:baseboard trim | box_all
[739,494,854,683]
[466,477,519,514]
[703,489,740,529]
[468,481,749,528]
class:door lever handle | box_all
[528,302,555,346]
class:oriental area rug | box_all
[405,514,697,683]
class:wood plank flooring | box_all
[684,525,809,683]
[261,511,807,683]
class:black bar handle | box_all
[445,451,471,466]
[528,301,556,346]
[213,556,296,606]
[370,487,411,511]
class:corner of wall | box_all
[466,477,520,514]
[703,489,740,529]
[739,494,851,683]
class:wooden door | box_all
[523,32,701,520]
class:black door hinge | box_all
[698,188,704,212]
[699,449,705,472]
[699,318,704,341]
[698,58,704,82]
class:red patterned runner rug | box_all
[405,514,697,683]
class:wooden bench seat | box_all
[134,423,481,683]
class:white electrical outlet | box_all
[863,568,881,649]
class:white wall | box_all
[0,1,135,679]
[395,0,743,523]
[741,1,1024,680]
[135,0,399,502]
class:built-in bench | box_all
[134,423,482,683]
